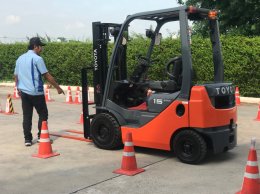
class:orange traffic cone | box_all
[255,103,260,121]
[74,86,82,104]
[13,83,20,99]
[236,87,241,106]
[4,94,17,115]
[113,132,145,176]
[66,86,73,104]
[236,138,260,194]
[32,121,60,159]
[77,112,83,124]
[45,85,54,102]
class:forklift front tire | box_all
[173,129,207,164]
[90,113,123,150]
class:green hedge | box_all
[42,42,93,86]
[0,36,259,97]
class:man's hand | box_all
[57,87,65,95]
[43,73,65,95]
[147,88,153,97]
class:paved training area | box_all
[0,85,260,194]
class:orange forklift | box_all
[81,6,237,164]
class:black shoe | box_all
[25,140,32,146]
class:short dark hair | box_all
[28,37,46,50]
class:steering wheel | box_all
[137,55,150,66]
[129,56,151,83]
[166,56,182,81]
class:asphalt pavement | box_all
[0,85,260,194]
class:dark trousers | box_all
[21,92,48,141]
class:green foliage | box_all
[42,42,93,85]
[178,0,260,36]
[149,38,181,80]
[0,42,93,86]
[191,36,214,81]
[0,36,259,97]
[190,36,260,97]
[221,36,260,96]
[0,43,27,81]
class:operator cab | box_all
[108,26,183,112]
[93,6,228,126]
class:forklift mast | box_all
[81,22,127,139]
[92,22,127,109]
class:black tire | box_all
[173,130,207,164]
[90,113,122,149]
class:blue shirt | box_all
[14,50,48,95]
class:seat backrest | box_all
[170,56,182,86]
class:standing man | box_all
[14,37,64,146]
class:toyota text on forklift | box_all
[81,6,237,164]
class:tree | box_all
[177,0,260,36]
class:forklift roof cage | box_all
[82,6,225,140]
[101,6,224,107]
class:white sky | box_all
[0,0,179,43]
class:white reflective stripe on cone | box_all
[247,161,259,166]
[125,142,133,146]
[244,172,260,179]
[123,152,135,157]
[39,138,51,143]
[40,130,49,134]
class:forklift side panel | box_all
[121,100,189,150]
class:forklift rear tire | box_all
[90,113,123,150]
[173,130,207,164]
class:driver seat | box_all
[161,56,182,92]
[169,56,182,84]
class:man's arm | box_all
[43,72,64,94]
[14,75,18,86]
[14,75,21,95]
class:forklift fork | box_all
[81,67,95,139]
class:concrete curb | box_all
[240,97,260,104]
[1,82,259,104]
[0,82,94,92]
